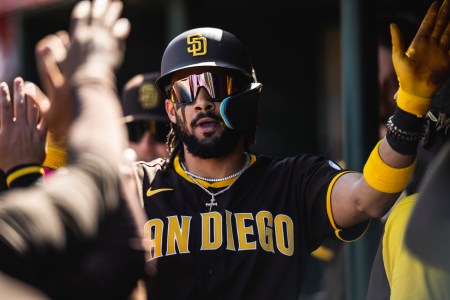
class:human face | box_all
[128,131,168,161]
[166,88,243,158]
[126,120,170,161]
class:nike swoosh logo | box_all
[146,187,173,197]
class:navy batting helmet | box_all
[155,27,254,93]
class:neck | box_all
[182,145,247,180]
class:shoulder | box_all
[133,158,168,180]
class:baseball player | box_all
[133,1,450,298]
[121,72,170,162]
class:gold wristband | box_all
[396,88,430,117]
[6,166,45,187]
[363,140,416,193]
[43,146,67,170]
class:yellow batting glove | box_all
[391,0,450,117]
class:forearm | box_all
[69,66,126,166]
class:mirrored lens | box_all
[167,72,250,104]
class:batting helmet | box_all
[155,27,254,93]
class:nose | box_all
[194,88,216,112]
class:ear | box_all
[165,99,177,123]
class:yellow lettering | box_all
[235,213,256,250]
[144,219,164,261]
[256,211,275,253]
[201,212,222,250]
[275,214,294,256]
[226,210,236,250]
[166,216,191,256]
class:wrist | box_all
[43,146,67,170]
[385,107,425,155]
[396,88,431,117]
[6,164,44,188]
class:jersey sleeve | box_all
[292,155,369,250]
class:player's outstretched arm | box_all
[0,0,145,271]
[331,0,450,228]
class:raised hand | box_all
[391,0,450,116]
[0,78,47,173]
[33,0,130,142]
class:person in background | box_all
[366,76,450,300]
[404,86,450,275]
[121,72,170,162]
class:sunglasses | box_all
[164,72,252,104]
[126,120,170,143]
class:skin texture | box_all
[0,79,47,172]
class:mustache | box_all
[190,111,222,127]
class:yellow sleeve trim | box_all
[326,171,352,241]
[363,140,416,193]
[396,88,430,117]
[43,146,67,170]
[311,245,335,262]
[6,166,44,187]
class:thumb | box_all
[390,23,406,61]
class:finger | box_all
[70,0,91,36]
[36,43,64,96]
[432,0,449,39]
[104,1,123,28]
[0,82,13,129]
[46,34,68,64]
[92,0,109,21]
[25,81,40,126]
[37,114,48,143]
[417,2,440,38]
[113,18,131,40]
[441,22,450,48]
[390,23,406,60]
[14,77,27,125]
[25,81,51,116]
[55,30,70,53]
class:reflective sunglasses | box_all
[165,72,252,104]
[126,120,170,143]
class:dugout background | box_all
[7,0,435,299]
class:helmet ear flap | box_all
[220,83,262,130]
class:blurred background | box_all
[0,0,434,299]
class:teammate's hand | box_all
[33,0,130,139]
[391,0,450,99]
[0,78,47,173]
[35,31,69,149]
[65,0,130,77]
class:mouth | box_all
[194,117,221,133]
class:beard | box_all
[174,111,242,159]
